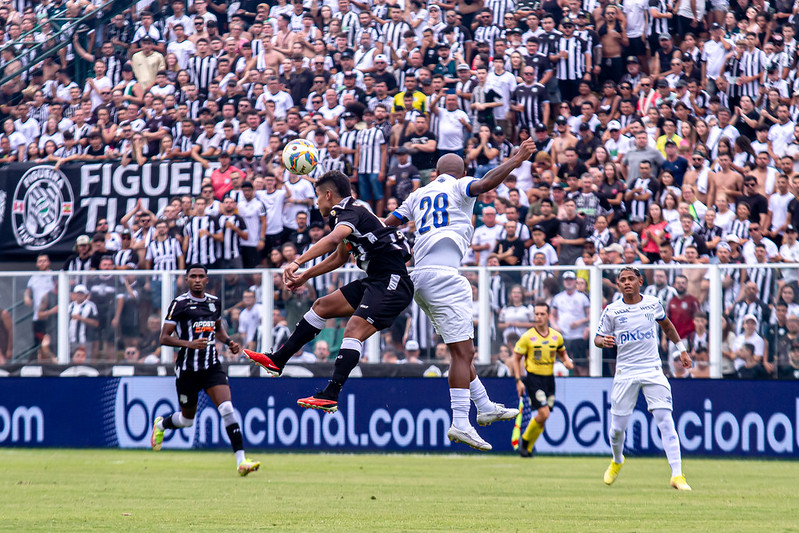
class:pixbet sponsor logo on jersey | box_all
[617,329,656,345]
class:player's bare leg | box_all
[245,290,354,376]
[298,315,376,413]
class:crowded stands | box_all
[1,0,799,380]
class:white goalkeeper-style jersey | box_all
[391,173,479,264]
[596,294,667,376]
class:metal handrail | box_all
[0,7,68,56]
[0,0,125,90]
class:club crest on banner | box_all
[11,166,74,250]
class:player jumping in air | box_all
[595,266,692,491]
[245,170,414,413]
[151,264,260,477]
[383,139,537,450]
[511,300,574,457]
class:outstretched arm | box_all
[658,317,692,368]
[467,138,536,197]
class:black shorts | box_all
[624,37,647,58]
[523,373,556,409]
[340,273,414,330]
[175,364,229,407]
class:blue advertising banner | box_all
[0,377,797,457]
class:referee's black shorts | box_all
[340,272,414,330]
[175,363,229,407]
[523,373,556,409]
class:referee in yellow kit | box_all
[511,300,574,457]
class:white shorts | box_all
[610,370,673,416]
[411,267,474,344]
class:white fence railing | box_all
[1,262,795,377]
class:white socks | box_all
[609,413,629,464]
[235,450,246,466]
[469,377,494,413]
[653,409,682,477]
[450,388,471,431]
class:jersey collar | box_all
[335,196,352,208]
[187,292,208,302]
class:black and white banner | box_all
[0,161,208,257]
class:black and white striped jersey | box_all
[486,0,515,27]
[729,218,751,242]
[741,48,767,99]
[512,82,548,128]
[336,11,360,47]
[456,76,477,115]
[381,20,412,51]
[628,176,658,221]
[114,248,139,270]
[474,24,503,55]
[164,291,222,372]
[355,25,381,46]
[554,36,589,80]
[185,98,202,120]
[731,299,768,335]
[63,254,92,286]
[27,104,49,128]
[719,264,742,310]
[188,55,218,96]
[328,196,411,276]
[355,126,386,174]
[216,214,247,260]
[339,127,359,165]
[671,232,709,258]
[396,65,421,93]
[647,0,670,39]
[183,215,218,266]
[103,54,124,86]
[538,30,562,58]
[318,154,352,176]
[146,237,183,271]
[68,299,98,345]
[521,270,554,302]
[747,264,774,304]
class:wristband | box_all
[515,378,522,383]
[291,260,301,268]
[226,339,233,347]
[675,341,687,353]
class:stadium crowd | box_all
[2,0,799,379]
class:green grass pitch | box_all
[1,449,797,532]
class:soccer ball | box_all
[282,139,319,175]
